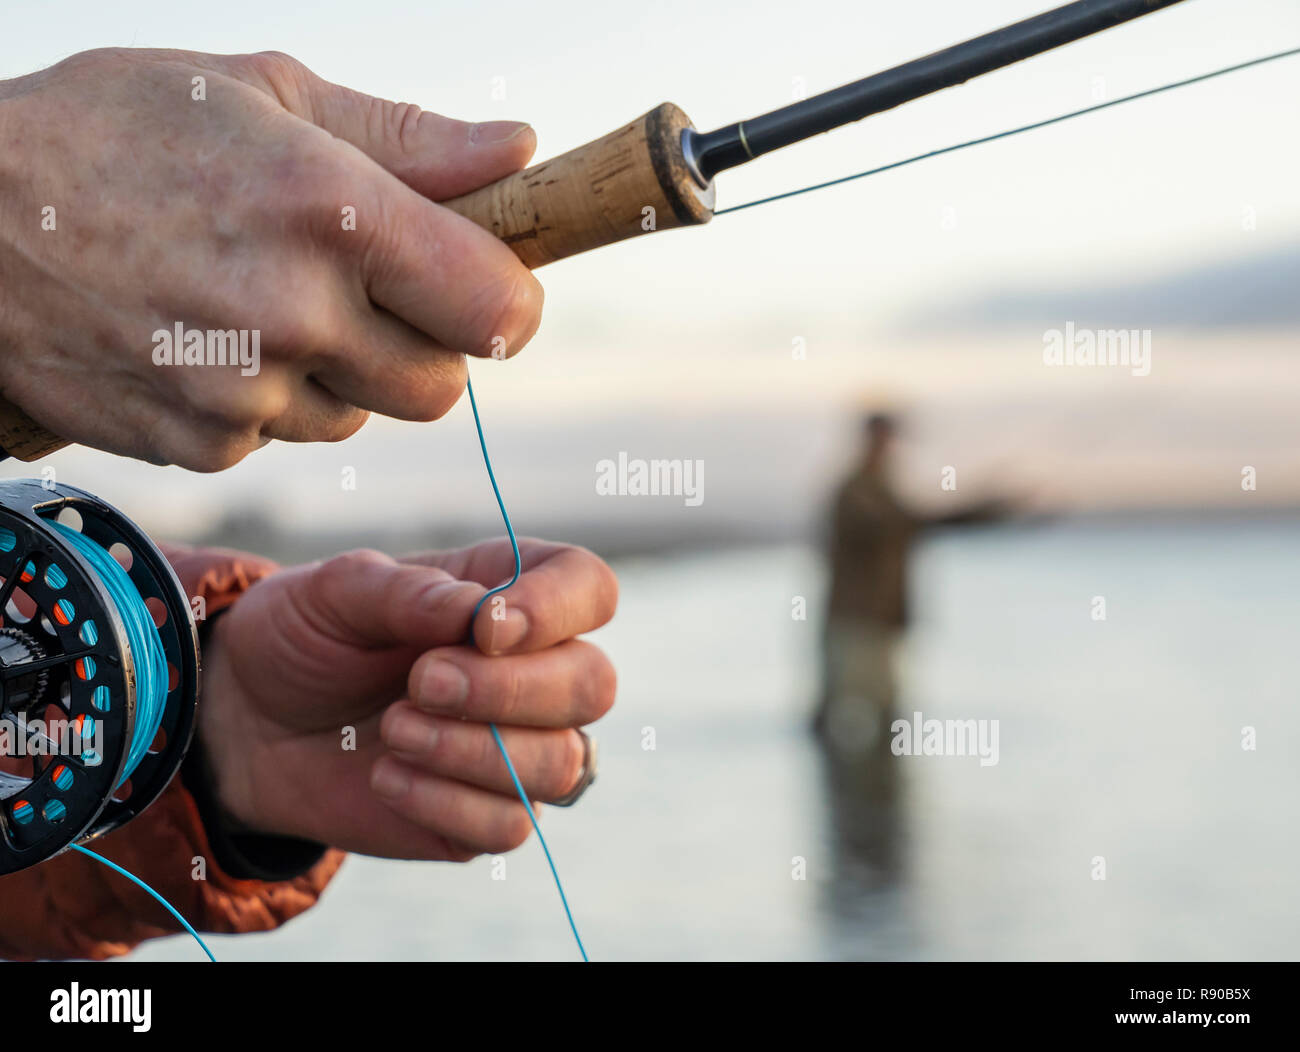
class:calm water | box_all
[128,517,1300,961]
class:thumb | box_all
[301,549,487,649]
[238,51,537,200]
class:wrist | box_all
[189,613,333,879]
[195,611,268,835]
[181,719,331,883]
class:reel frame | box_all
[0,479,199,875]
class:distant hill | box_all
[909,240,1300,331]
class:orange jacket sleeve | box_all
[0,543,345,961]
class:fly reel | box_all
[0,479,199,875]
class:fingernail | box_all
[469,120,530,145]
[485,608,528,654]
[386,710,438,754]
[416,660,469,710]
[371,758,411,800]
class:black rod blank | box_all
[686,0,1191,182]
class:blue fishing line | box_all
[71,844,216,962]
[46,522,214,962]
[465,374,589,963]
[49,522,168,787]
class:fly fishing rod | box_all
[0,0,1219,462]
[443,0,1192,268]
[447,0,1201,268]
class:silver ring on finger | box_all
[548,731,597,807]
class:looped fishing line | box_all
[37,425,588,965]
[465,374,589,962]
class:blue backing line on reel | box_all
[47,522,215,962]
[466,374,590,963]
[50,523,168,787]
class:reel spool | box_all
[0,479,199,875]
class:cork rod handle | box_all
[0,102,715,461]
[442,101,714,267]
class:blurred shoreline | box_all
[189,501,1300,564]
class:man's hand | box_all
[197,539,617,860]
[0,48,542,470]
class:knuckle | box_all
[170,434,257,473]
[245,50,309,87]
[61,48,126,71]
[509,810,534,849]
[491,662,526,723]
[456,268,543,358]
[237,51,320,116]
[268,317,329,362]
[368,96,427,157]
[586,653,618,720]
[406,654,433,701]
[491,809,533,853]
[402,354,467,423]
[53,48,135,77]
[283,151,370,238]
[406,587,475,654]
[259,297,344,365]
[202,382,291,433]
[280,379,371,442]
[330,547,393,573]
[473,727,502,772]
[348,185,397,264]
[315,547,392,589]
[319,405,370,443]
[379,706,409,751]
[438,792,474,838]
[593,559,620,623]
